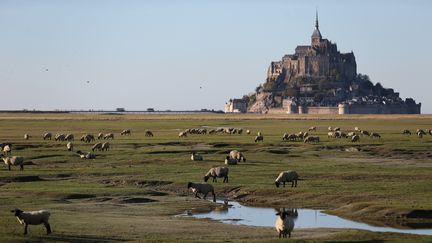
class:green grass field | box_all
[0,113,431,242]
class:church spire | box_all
[311,10,322,46]
[315,10,319,30]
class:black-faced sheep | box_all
[191,152,203,161]
[43,132,52,140]
[275,171,299,188]
[370,132,381,139]
[179,131,187,138]
[54,133,66,141]
[2,155,24,171]
[402,129,411,135]
[308,126,316,131]
[76,150,95,159]
[24,134,30,140]
[11,209,51,235]
[304,136,320,143]
[254,134,264,142]
[274,209,296,238]
[224,156,238,165]
[65,134,74,141]
[187,182,216,202]
[101,142,110,151]
[351,135,360,142]
[121,129,131,136]
[204,166,229,183]
[92,142,103,152]
[104,133,114,140]
[3,144,11,156]
[66,142,73,151]
[145,130,154,137]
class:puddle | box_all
[181,200,432,235]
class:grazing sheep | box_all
[179,131,187,138]
[327,132,335,138]
[120,129,131,136]
[66,142,73,151]
[417,129,426,136]
[80,134,95,143]
[187,182,216,202]
[76,150,95,159]
[2,155,24,171]
[191,152,203,161]
[204,166,229,183]
[402,130,411,135]
[308,126,316,131]
[257,131,262,136]
[254,134,264,142]
[145,130,154,137]
[354,127,360,132]
[11,209,51,235]
[104,133,114,140]
[229,150,246,162]
[65,134,74,141]
[224,156,238,165]
[98,132,104,140]
[417,131,423,138]
[101,142,110,151]
[351,135,360,142]
[54,133,66,141]
[333,127,341,131]
[43,132,52,140]
[282,133,289,141]
[275,209,295,238]
[275,171,299,188]
[246,130,251,135]
[370,132,381,139]
[360,130,370,136]
[328,126,333,131]
[92,142,103,152]
[3,144,11,155]
[24,134,30,140]
[304,136,320,143]
[347,132,356,137]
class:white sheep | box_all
[76,151,95,159]
[2,155,24,171]
[179,131,187,138]
[66,142,73,151]
[54,133,66,141]
[24,134,30,140]
[275,171,299,188]
[351,135,360,142]
[103,133,114,140]
[11,209,51,235]
[101,142,110,151]
[304,136,320,143]
[92,142,103,152]
[229,150,246,162]
[187,182,216,202]
[80,134,95,143]
[3,144,11,155]
[97,132,104,140]
[246,129,251,135]
[308,126,316,131]
[274,210,295,238]
[190,152,203,161]
[204,166,229,183]
[43,132,52,140]
[370,132,381,139]
[65,134,74,141]
[121,129,131,136]
[254,134,264,142]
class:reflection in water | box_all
[186,200,432,236]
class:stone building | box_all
[224,99,247,113]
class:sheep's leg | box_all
[291,181,294,187]
[44,222,52,234]
[194,192,201,199]
[212,190,216,202]
[24,224,28,235]
[295,180,297,187]
[279,231,282,238]
[203,193,208,199]
[8,164,11,171]
[283,181,285,187]
[20,164,24,171]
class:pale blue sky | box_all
[0,0,431,112]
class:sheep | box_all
[229,150,246,162]
[282,133,289,141]
[308,126,316,131]
[191,152,203,161]
[65,134,74,141]
[2,155,24,171]
[254,134,264,142]
[224,156,238,165]
[76,150,95,159]
[257,131,262,136]
[97,132,104,139]
[3,144,11,156]
[54,133,66,141]
[351,135,360,142]
[92,142,103,152]
[429,129,432,136]
[121,129,131,136]
[43,132,52,140]
[347,132,356,137]
[370,132,381,139]
[187,182,216,202]
[11,209,51,235]
[104,133,114,140]
[66,142,73,151]
[179,131,187,138]
[246,130,251,135]
[417,131,423,138]
[204,166,229,183]
[360,130,370,136]
[145,130,154,137]
[101,142,110,151]
[275,210,295,238]
[304,136,320,143]
[24,134,30,140]
[275,170,299,188]
[402,130,411,135]
[80,134,95,143]
[354,127,360,132]
[328,126,333,131]
[327,132,335,138]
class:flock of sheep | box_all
[3,124,431,238]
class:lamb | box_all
[370,132,381,139]
[224,156,238,165]
[43,132,52,140]
[104,133,114,140]
[3,144,11,155]
[191,152,203,161]
[229,150,246,162]
[2,155,24,171]
[65,134,74,141]
[76,150,95,159]
[308,126,316,131]
[66,142,73,151]
[275,171,299,188]
[204,166,229,183]
[11,209,51,235]
[120,129,131,136]
[145,130,154,137]
[101,142,110,151]
[92,142,103,152]
[187,182,216,202]
[274,210,295,238]
[351,135,360,142]
[24,134,30,140]
[254,134,264,142]
[304,136,320,143]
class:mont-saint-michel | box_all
[225,14,421,114]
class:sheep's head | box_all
[203,176,209,182]
[187,182,193,189]
[11,209,23,216]
[242,157,246,162]
[275,211,289,220]
[275,181,280,188]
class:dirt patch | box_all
[63,193,97,200]
[147,150,185,154]
[100,179,172,188]
[29,154,63,160]
[212,143,230,148]
[112,197,158,204]
[0,175,43,183]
